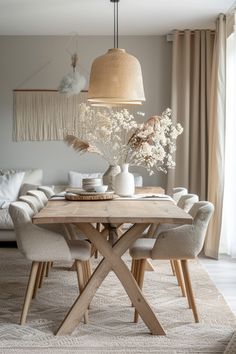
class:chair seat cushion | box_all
[129,238,156,259]
[68,240,91,261]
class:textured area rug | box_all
[0,249,235,354]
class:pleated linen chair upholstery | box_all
[38,186,55,198]
[27,190,48,207]
[155,194,199,236]
[129,201,214,323]
[30,188,87,242]
[19,195,42,213]
[9,201,91,325]
[172,187,188,203]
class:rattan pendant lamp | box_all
[87,0,145,106]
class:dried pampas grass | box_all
[64,134,102,155]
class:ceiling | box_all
[0,0,235,36]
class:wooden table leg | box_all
[56,223,165,336]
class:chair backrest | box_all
[27,190,48,206]
[9,201,72,262]
[9,201,34,226]
[177,193,199,212]
[38,186,55,198]
[152,201,214,260]
[172,187,188,203]
[19,195,43,213]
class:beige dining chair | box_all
[154,193,199,287]
[19,194,42,214]
[172,187,188,203]
[9,201,91,325]
[27,189,48,207]
[155,194,199,237]
[141,193,199,290]
[19,193,92,291]
[38,185,55,198]
[129,201,214,323]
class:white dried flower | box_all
[65,104,183,174]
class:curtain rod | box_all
[166,30,215,42]
[171,30,215,35]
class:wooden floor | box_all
[200,255,236,315]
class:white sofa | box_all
[0,169,143,242]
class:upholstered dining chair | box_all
[129,201,214,323]
[154,193,199,287]
[18,194,92,294]
[26,189,92,277]
[27,189,48,207]
[37,185,55,198]
[172,187,188,203]
[19,195,42,213]
[155,194,199,237]
[9,201,91,325]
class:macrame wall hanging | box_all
[13,89,87,141]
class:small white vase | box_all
[114,163,135,196]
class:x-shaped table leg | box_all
[56,222,165,336]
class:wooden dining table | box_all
[33,192,192,336]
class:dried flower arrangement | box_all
[65,104,183,175]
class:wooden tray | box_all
[65,191,114,201]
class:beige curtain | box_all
[204,14,226,259]
[167,29,214,200]
[168,17,226,259]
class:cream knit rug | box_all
[0,249,235,354]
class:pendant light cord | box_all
[113,0,119,48]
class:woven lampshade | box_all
[87,48,145,105]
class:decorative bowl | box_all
[93,185,108,193]
[82,178,102,191]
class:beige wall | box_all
[0,35,171,187]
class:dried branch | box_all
[64,134,102,155]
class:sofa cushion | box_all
[0,169,43,198]
[0,169,43,185]
[0,172,25,205]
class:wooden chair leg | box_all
[181,259,199,323]
[45,262,51,277]
[134,259,147,323]
[173,260,186,297]
[32,262,43,299]
[20,261,39,325]
[75,260,89,324]
[38,262,47,288]
[145,259,155,272]
[170,260,176,276]
[85,260,92,281]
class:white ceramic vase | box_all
[114,163,135,196]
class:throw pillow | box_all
[68,171,103,188]
[0,172,25,204]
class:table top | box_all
[33,199,192,225]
